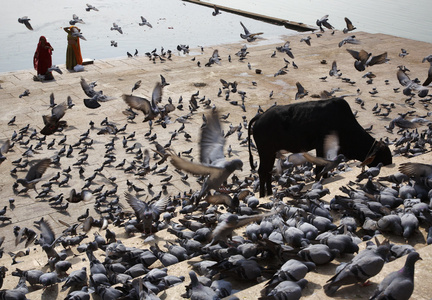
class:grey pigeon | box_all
[39,271,61,288]
[18,16,33,30]
[324,244,390,295]
[295,82,308,100]
[316,15,334,32]
[212,5,222,16]
[86,4,99,11]
[343,17,357,33]
[265,259,315,287]
[298,244,338,265]
[167,111,243,200]
[356,162,383,182]
[36,219,63,261]
[139,16,152,28]
[240,21,263,42]
[110,22,123,34]
[61,267,87,291]
[329,60,342,76]
[123,82,174,122]
[206,212,276,247]
[16,158,51,192]
[261,279,308,300]
[186,271,219,300]
[276,41,294,58]
[397,69,429,98]
[125,192,169,234]
[346,49,388,72]
[339,35,360,47]
[399,162,432,180]
[369,251,421,300]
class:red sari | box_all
[33,36,53,75]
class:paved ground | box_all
[0,30,431,299]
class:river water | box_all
[2,0,431,73]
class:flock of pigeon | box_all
[3,4,432,300]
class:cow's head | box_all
[368,140,392,167]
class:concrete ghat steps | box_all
[0,30,432,299]
[1,152,431,300]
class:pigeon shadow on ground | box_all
[41,284,59,300]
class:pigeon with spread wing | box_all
[346,49,388,72]
[123,82,175,122]
[168,111,243,201]
[124,192,170,234]
[41,102,68,135]
[397,69,429,98]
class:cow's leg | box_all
[258,153,276,197]
[315,145,325,180]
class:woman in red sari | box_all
[33,36,54,80]
[64,26,83,70]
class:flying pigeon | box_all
[167,111,243,200]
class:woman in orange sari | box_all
[64,26,83,70]
[33,36,54,80]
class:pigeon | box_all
[399,162,432,180]
[421,54,432,86]
[346,49,388,72]
[0,139,11,165]
[206,211,276,247]
[111,22,123,34]
[167,111,243,200]
[70,14,85,25]
[16,158,51,192]
[369,251,421,300]
[125,192,170,233]
[139,16,152,28]
[240,21,263,42]
[265,259,315,287]
[343,17,356,33]
[18,16,33,30]
[185,271,219,299]
[160,74,170,87]
[324,244,390,296]
[36,219,63,260]
[261,279,308,300]
[295,82,308,100]
[316,15,334,32]
[123,82,174,122]
[80,77,111,108]
[40,102,68,135]
[71,26,87,41]
[85,3,99,11]
[212,5,221,16]
[205,49,221,67]
[339,35,360,48]
[61,267,88,291]
[19,89,30,98]
[356,162,383,182]
[131,80,141,93]
[396,69,429,98]
[48,65,63,74]
[276,41,294,59]
[329,60,342,76]
[300,36,311,46]
[67,188,93,203]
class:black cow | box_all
[248,98,392,197]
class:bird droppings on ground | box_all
[0,25,432,300]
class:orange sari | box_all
[64,26,83,70]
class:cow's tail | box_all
[248,113,261,170]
